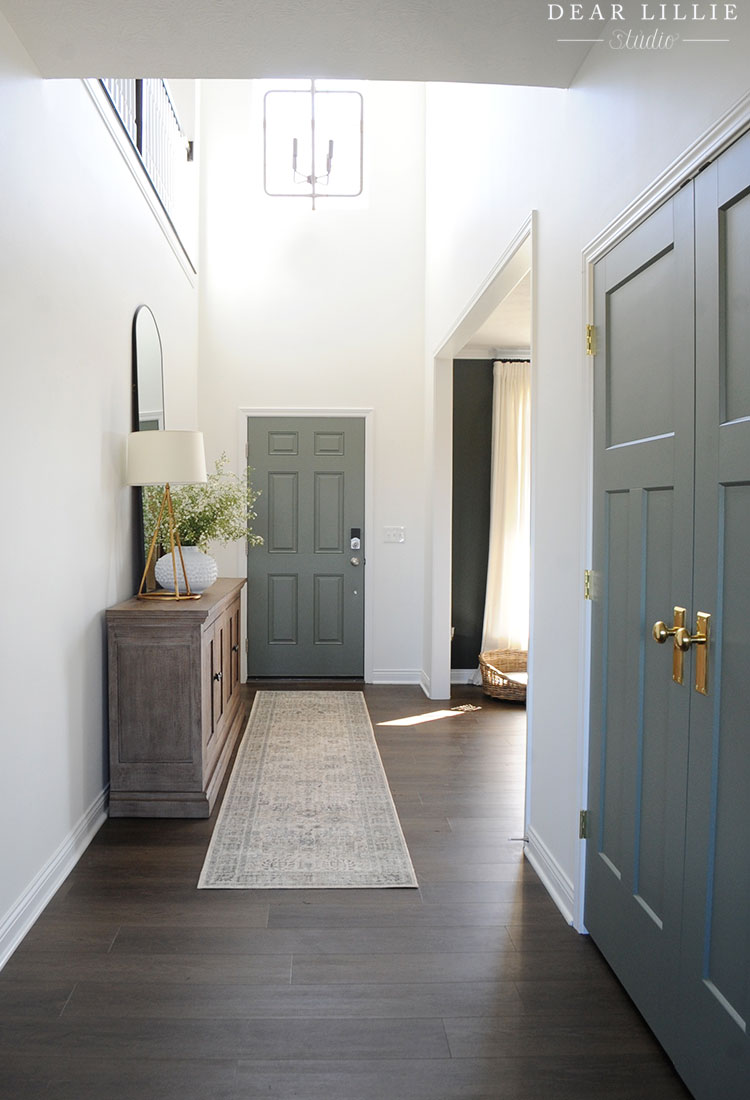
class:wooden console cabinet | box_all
[106,578,247,817]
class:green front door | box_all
[247,416,365,678]
[586,129,750,1098]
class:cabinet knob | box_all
[232,644,240,653]
[213,671,223,682]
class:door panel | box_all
[587,184,695,1047]
[723,190,750,421]
[248,416,365,677]
[587,129,750,1098]
[314,472,345,552]
[268,473,299,551]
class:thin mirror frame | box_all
[132,305,165,583]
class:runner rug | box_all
[198,690,418,889]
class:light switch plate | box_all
[384,526,405,543]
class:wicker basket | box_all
[479,649,528,703]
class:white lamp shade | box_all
[126,430,207,486]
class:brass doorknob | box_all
[652,607,686,643]
[674,625,707,652]
[653,620,678,644]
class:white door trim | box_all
[575,91,750,934]
[237,406,375,684]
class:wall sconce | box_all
[264,79,363,211]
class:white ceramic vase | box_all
[154,545,218,594]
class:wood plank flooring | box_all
[0,684,691,1099]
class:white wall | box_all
[197,80,426,682]
[424,31,750,923]
[0,15,199,962]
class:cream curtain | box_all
[477,360,531,660]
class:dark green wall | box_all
[451,360,494,669]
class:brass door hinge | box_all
[584,569,593,600]
[586,323,597,357]
[579,810,590,840]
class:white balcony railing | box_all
[100,78,190,229]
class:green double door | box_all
[586,130,750,1097]
[247,416,365,678]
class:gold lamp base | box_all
[138,483,202,601]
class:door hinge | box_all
[245,637,248,653]
[586,323,597,357]
[584,569,593,600]
[579,810,590,839]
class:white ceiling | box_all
[0,0,594,85]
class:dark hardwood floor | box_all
[0,684,691,1099]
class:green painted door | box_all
[586,183,696,1055]
[247,416,365,677]
[586,129,750,1097]
[677,131,750,1097]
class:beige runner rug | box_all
[198,690,418,889]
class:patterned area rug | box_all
[198,691,418,889]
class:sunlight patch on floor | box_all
[378,705,481,727]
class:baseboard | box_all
[524,824,576,928]
[371,669,422,685]
[451,668,479,684]
[0,786,108,970]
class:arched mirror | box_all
[133,305,165,431]
[132,306,165,585]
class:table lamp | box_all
[126,430,208,600]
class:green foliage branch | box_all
[143,452,263,552]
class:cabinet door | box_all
[224,597,242,708]
[205,616,225,747]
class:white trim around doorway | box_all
[425,214,535,702]
[237,406,375,685]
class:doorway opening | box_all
[451,274,531,685]
[426,214,534,832]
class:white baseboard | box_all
[371,669,422,685]
[0,786,108,970]
[450,668,479,684]
[524,823,577,928]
